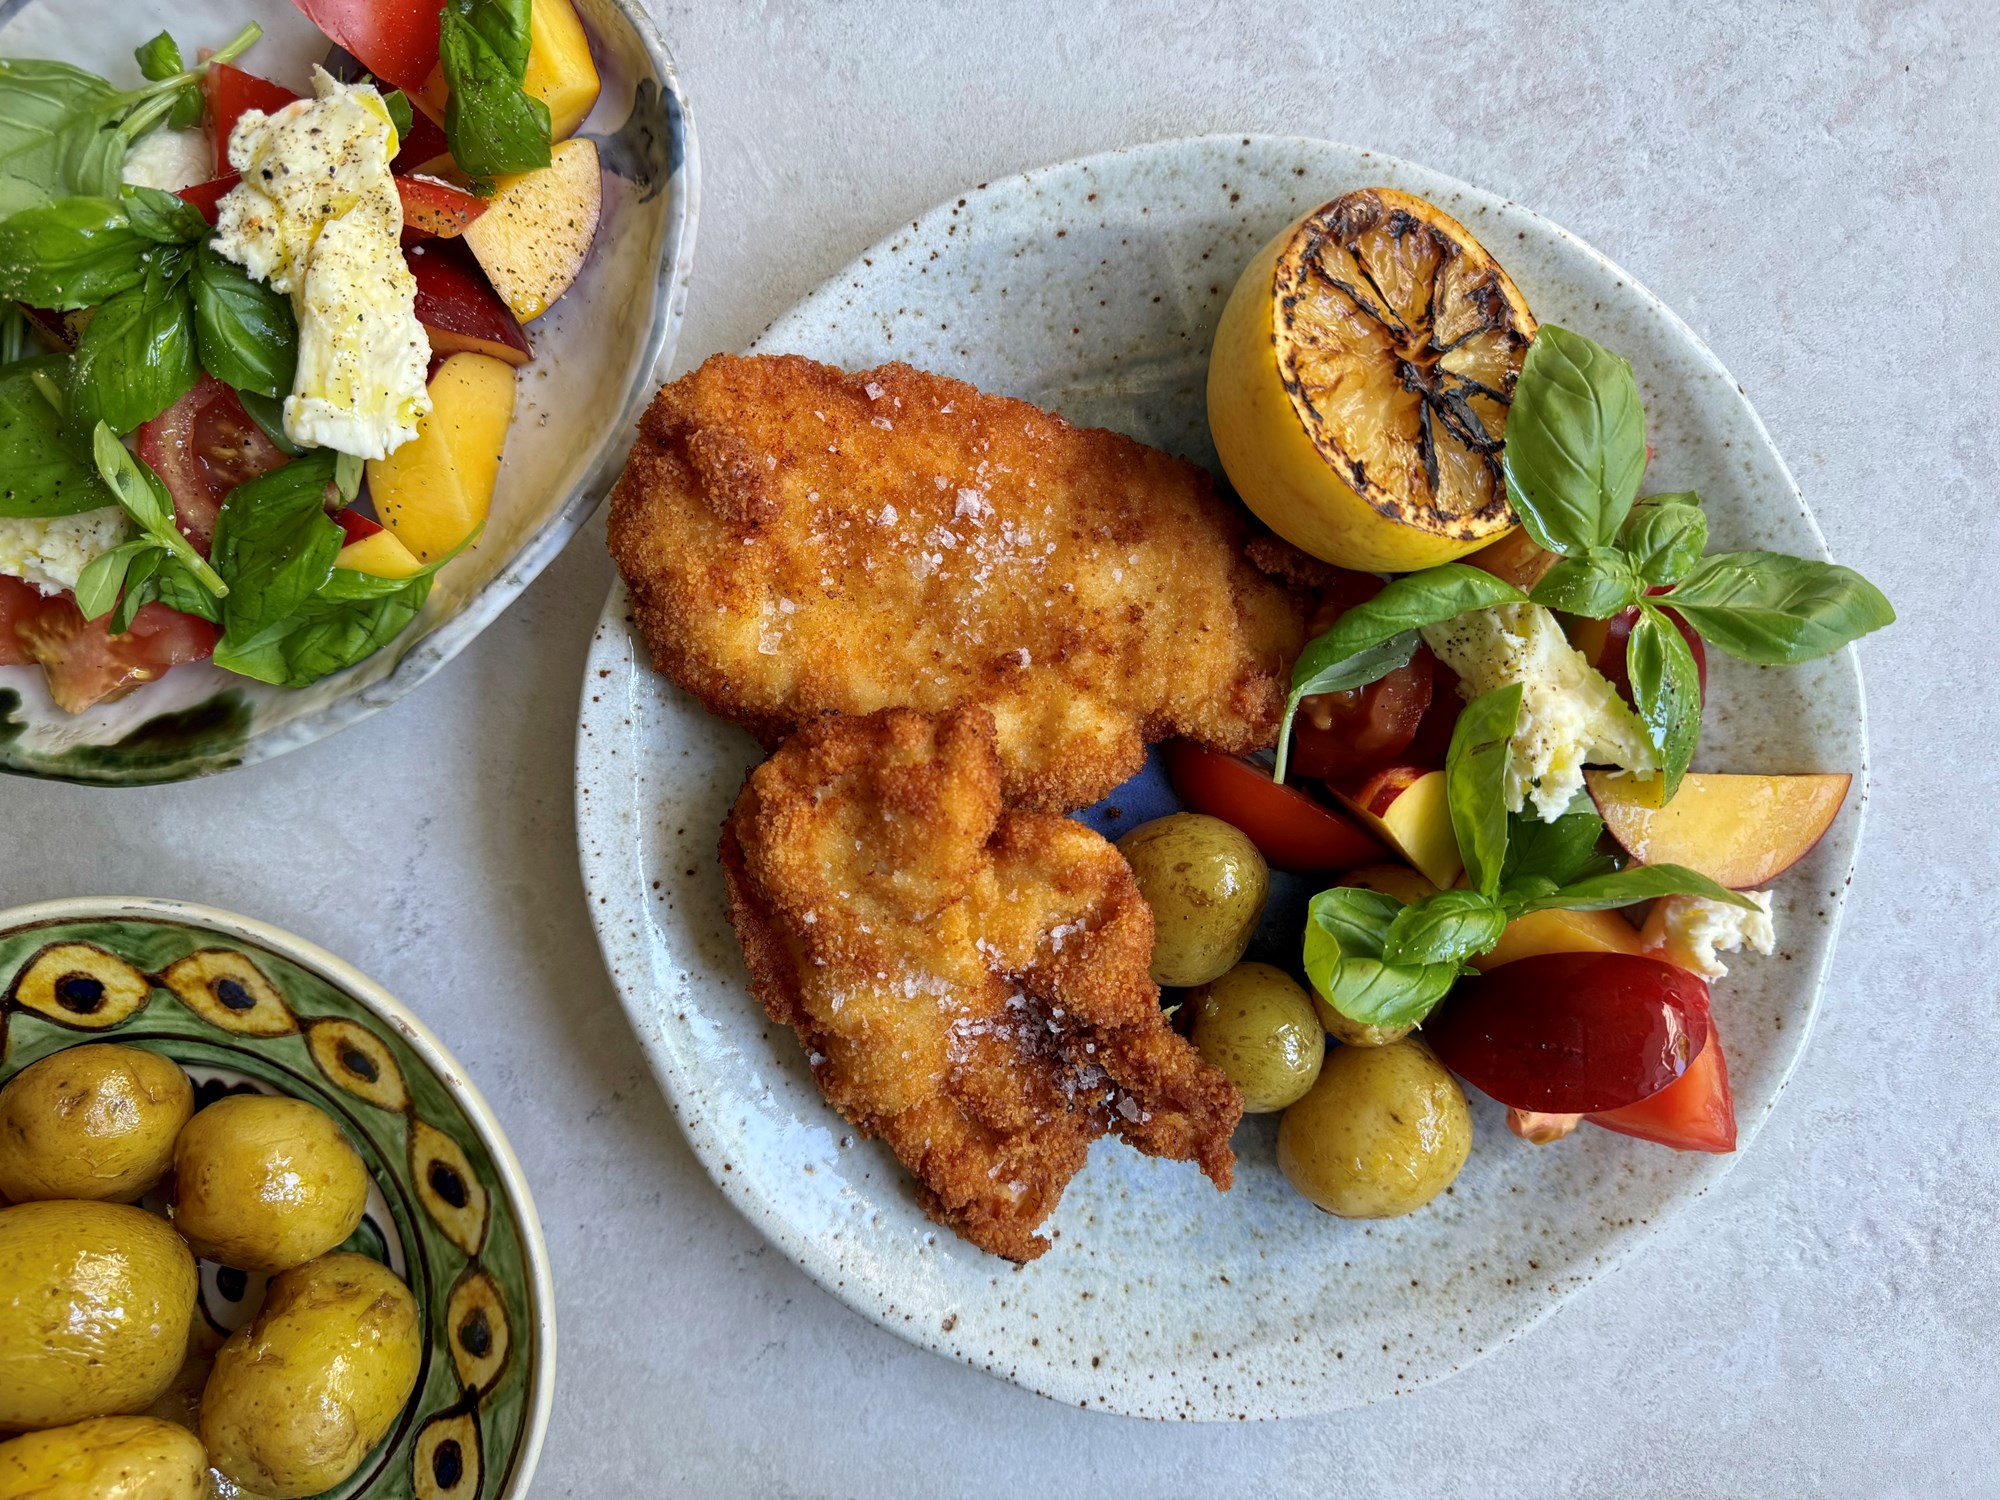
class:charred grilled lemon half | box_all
[1209,188,1537,571]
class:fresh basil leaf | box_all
[1529,546,1639,618]
[381,89,415,142]
[267,574,433,687]
[133,33,184,83]
[191,245,298,399]
[1446,683,1521,900]
[72,536,151,619]
[1518,862,1758,915]
[1381,889,1508,968]
[237,389,305,456]
[1305,885,1402,962]
[119,184,207,245]
[65,277,198,438]
[438,0,553,179]
[211,451,341,660]
[152,552,221,623]
[1502,806,1611,891]
[1497,873,1561,908]
[0,58,121,217]
[1274,563,1525,781]
[91,421,227,596]
[1626,603,1702,800]
[109,546,163,633]
[0,303,27,365]
[334,451,365,506]
[1501,324,1647,555]
[0,355,112,516]
[1301,886,1461,1030]
[0,196,148,309]
[1620,494,1707,586]
[1664,550,1895,664]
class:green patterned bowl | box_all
[0,898,554,1500]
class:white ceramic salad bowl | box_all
[0,0,697,784]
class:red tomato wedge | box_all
[397,175,487,239]
[177,176,238,225]
[1589,1019,1737,1152]
[1165,741,1385,874]
[407,241,532,366]
[137,375,293,551]
[203,64,301,172]
[0,577,43,666]
[13,597,217,714]
[1290,570,1438,782]
[292,0,443,93]
[1425,952,1714,1114]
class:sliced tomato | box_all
[1403,659,1462,770]
[177,175,239,225]
[292,0,443,93]
[397,175,487,239]
[1291,572,1436,782]
[1589,1019,1737,1153]
[203,64,301,171]
[136,374,293,551]
[15,597,217,714]
[1165,741,1385,874]
[0,577,45,667]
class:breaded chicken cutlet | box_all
[721,707,1242,1262]
[609,353,1304,812]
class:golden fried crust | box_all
[721,707,1241,1262]
[610,353,1305,812]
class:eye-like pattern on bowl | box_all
[0,0,698,785]
[0,899,553,1499]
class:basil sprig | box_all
[0,187,300,439]
[438,0,552,180]
[1302,681,1755,1032]
[73,422,227,629]
[0,25,262,220]
[1498,323,1893,798]
[1273,564,1526,782]
[207,455,467,688]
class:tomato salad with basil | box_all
[1129,320,1893,1220]
[0,0,602,712]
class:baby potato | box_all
[1117,813,1269,987]
[0,1416,206,1500]
[1185,962,1323,1113]
[200,1252,421,1500]
[0,1044,193,1204]
[0,1201,197,1430]
[1277,1038,1471,1218]
[1310,990,1414,1050]
[170,1096,368,1273]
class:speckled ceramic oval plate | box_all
[0,0,697,785]
[576,136,1868,1420]
[0,897,555,1494]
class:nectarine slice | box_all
[463,138,602,323]
[523,0,601,139]
[367,353,518,563]
[335,528,424,580]
[1586,770,1850,888]
[1471,906,1643,972]
[1333,767,1463,890]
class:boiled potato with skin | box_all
[1278,1038,1470,1218]
[0,1201,197,1429]
[0,1416,206,1500]
[1186,963,1323,1113]
[0,1044,192,1204]
[1117,813,1269,987]
[1311,864,1436,1047]
[170,1096,367,1274]
[201,1253,421,1500]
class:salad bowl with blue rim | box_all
[0,0,698,785]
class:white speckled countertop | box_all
[2,1,1991,1492]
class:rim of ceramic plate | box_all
[581,132,1870,1419]
[0,0,701,787]
[0,895,559,1486]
